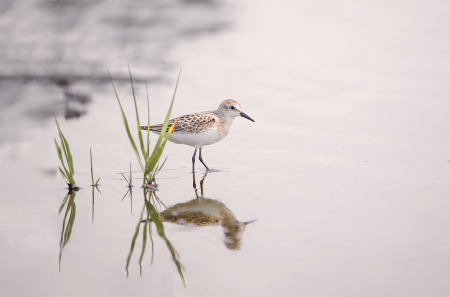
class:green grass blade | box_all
[54,114,74,176]
[55,140,75,186]
[147,70,180,166]
[110,69,179,185]
[54,139,70,179]
[146,81,150,161]
[60,132,74,175]
[53,114,75,185]
[90,148,94,186]
[130,162,132,185]
[156,156,168,176]
[59,137,75,185]
[109,72,145,173]
[54,139,64,165]
[59,136,70,171]
[128,65,147,162]
[58,167,70,184]
[145,121,177,177]
[121,172,130,185]
[149,156,167,182]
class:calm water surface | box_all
[1,0,450,296]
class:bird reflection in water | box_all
[159,172,256,250]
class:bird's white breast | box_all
[165,128,230,147]
[152,115,235,148]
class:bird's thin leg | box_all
[192,148,198,173]
[200,171,208,196]
[199,147,210,171]
[192,172,199,198]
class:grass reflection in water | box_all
[58,189,77,272]
[57,173,255,287]
[126,189,185,286]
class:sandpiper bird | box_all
[141,99,255,171]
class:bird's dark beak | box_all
[240,112,255,122]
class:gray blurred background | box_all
[0,0,231,144]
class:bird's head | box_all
[218,99,255,122]
[222,219,257,250]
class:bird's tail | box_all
[141,125,160,132]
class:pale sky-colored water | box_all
[1,0,450,296]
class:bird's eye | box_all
[231,106,235,110]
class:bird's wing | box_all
[142,111,218,133]
[142,117,184,132]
